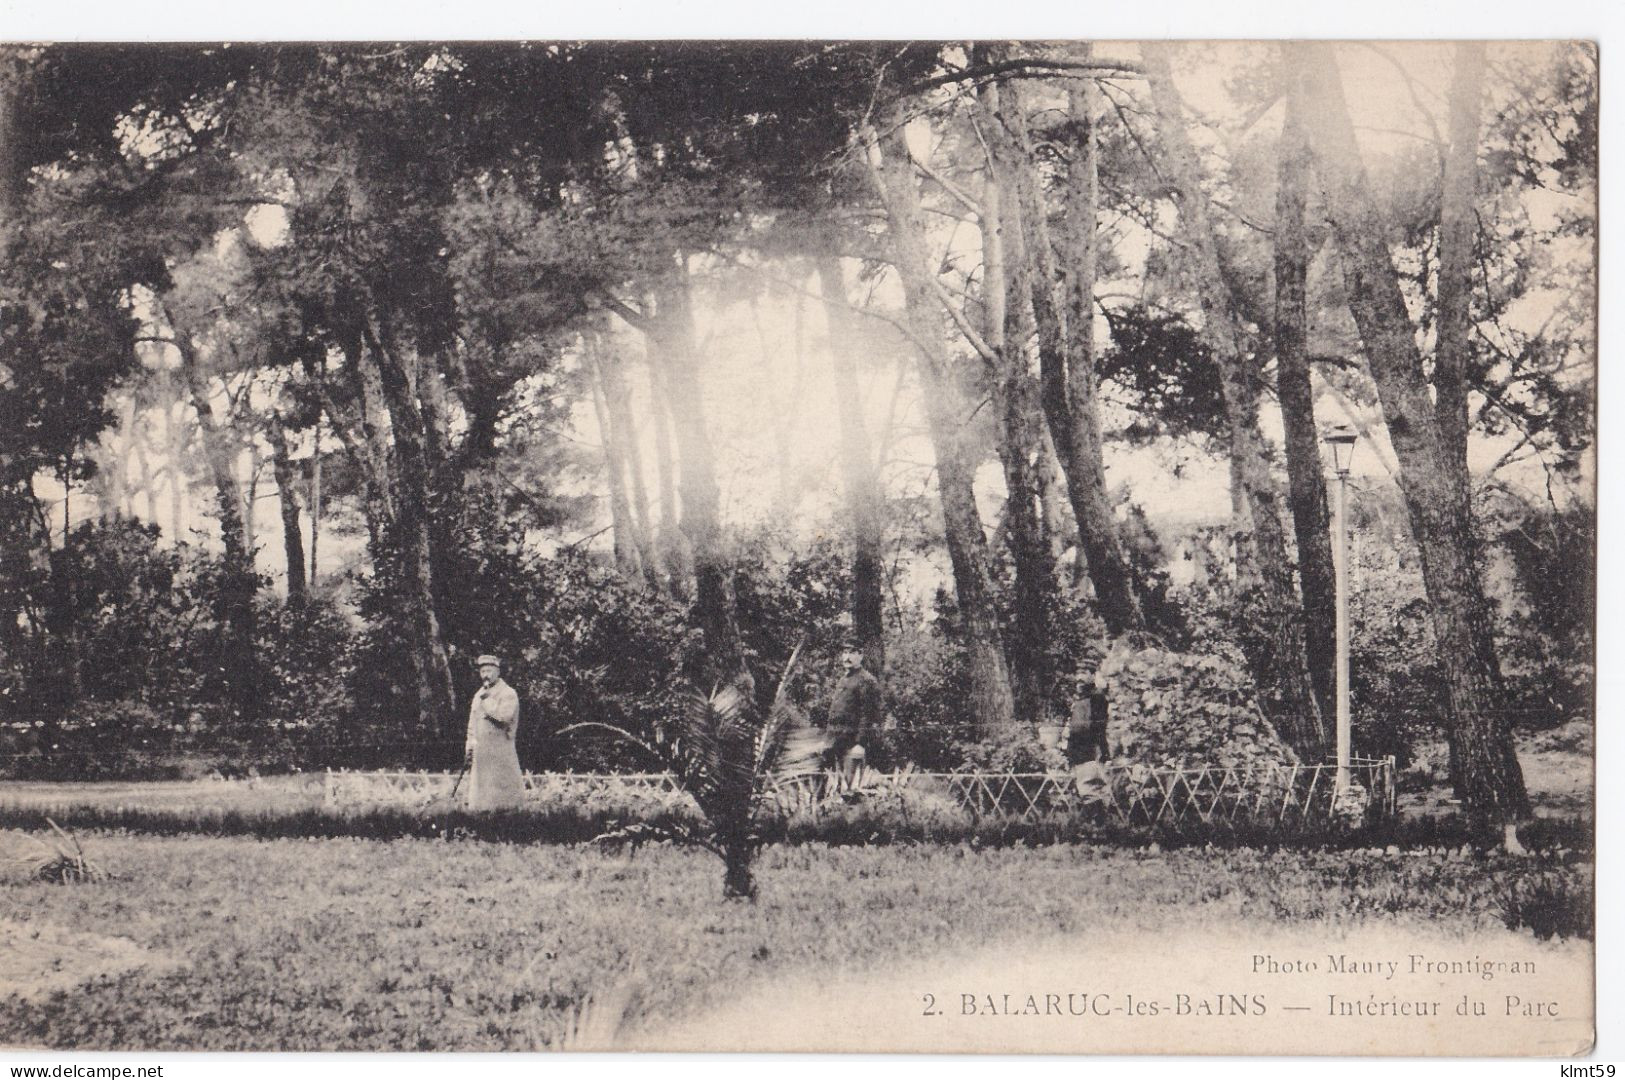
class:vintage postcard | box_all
[0,37,1598,1059]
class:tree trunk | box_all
[56,456,84,702]
[648,262,751,692]
[320,344,394,550]
[314,353,449,741]
[241,444,260,566]
[721,837,757,900]
[607,345,661,590]
[589,336,643,582]
[449,340,502,464]
[646,354,693,599]
[365,321,458,745]
[981,70,1057,724]
[817,257,887,678]
[1274,56,1338,712]
[308,417,321,587]
[161,385,186,544]
[353,339,397,516]
[173,318,259,719]
[865,117,1016,737]
[1436,42,1487,484]
[593,330,661,589]
[0,46,26,228]
[1007,74,1147,636]
[1036,428,1070,564]
[1299,43,1529,827]
[135,433,160,528]
[268,420,307,602]
[414,352,455,475]
[1144,45,1326,755]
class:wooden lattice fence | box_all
[322,769,688,808]
[324,757,1395,833]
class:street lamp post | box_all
[1325,425,1358,793]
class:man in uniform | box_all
[1066,669,1112,818]
[464,654,525,810]
[825,650,881,786]
[1066,669,1111,766]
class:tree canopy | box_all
[0,41,1596,833]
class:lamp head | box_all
[1324,424,1358,474]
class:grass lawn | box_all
[0,832,1593,1051]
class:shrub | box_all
[0,521,355,779]
[1496,865,1594,941]
[879,616,977,770]
[253,594,363,761]
[18,699,179,780]
[1489,498,1595,731]
[1099,641,1298,770]
[732,530,856,703]
[1,522,225,727]
[1527,718,1592,755]
[952,727,1063,773]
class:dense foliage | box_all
[0,492,1595,784]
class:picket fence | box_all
[324,756,1396,831]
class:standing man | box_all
[1066,669,1111,766]
[826,650,881,785]
[1066,669,1112,818]
[465,654,525,811]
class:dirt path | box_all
[0,918,173,1004]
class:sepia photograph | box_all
[0,31,1601,1059]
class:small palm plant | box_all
[559,645,821,899]
[0,819,108,883]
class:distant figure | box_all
[464,654,525,811]
[826,650,881,784]
[1067,670,1111,815]
[1066,670,1111,767]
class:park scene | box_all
[0,40,1597,1053]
